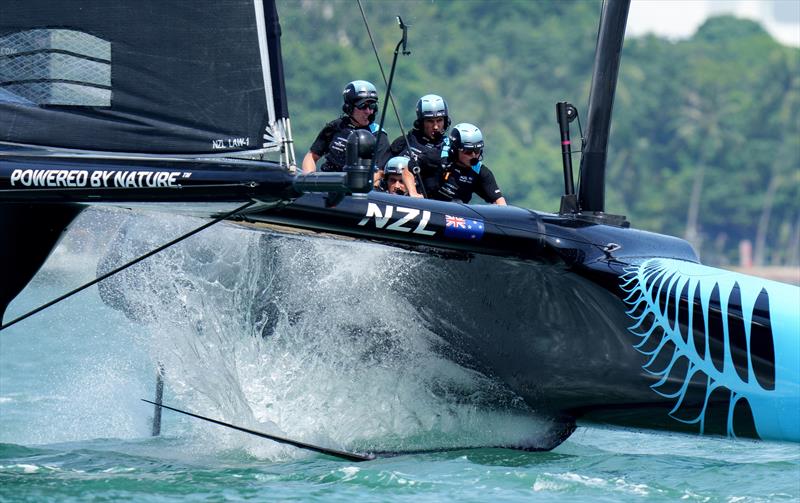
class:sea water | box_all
[1,208,798,502]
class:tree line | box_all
[276,0,799,267]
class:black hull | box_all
[241,193,707,433]
[3,181,796,444]
[241,192,798,442]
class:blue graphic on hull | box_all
[620,258,799,442]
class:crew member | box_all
[433,123,507,205]
[381,94,451,198]
[375,156,410,196]
[302,80,390,173]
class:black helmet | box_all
[414,94,450,130]
[384,156,410,177]
[342,80,378,115]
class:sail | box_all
[0,0,290,157]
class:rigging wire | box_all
[141,399,374,462]
[0,200,256,333]
[573,109,585,199]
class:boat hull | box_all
[241,192,799,443]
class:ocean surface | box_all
[1,208,798,502]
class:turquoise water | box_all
[1,209,799,502]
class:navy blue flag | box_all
[444,214,485,240]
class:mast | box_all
[577,0,630,214]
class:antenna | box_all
[372,16,411,179]
[556,101,579,214]
[398,16,410,55]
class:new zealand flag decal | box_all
[444,214,484,240]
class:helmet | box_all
[414,94,450,130]
[342,80,378,115]
[449,123,484,166]
[384,156,410,177]
[449,123,483,152]
[382,156,409,195]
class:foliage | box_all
[276,0,799,266]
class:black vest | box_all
[321,119,382,172]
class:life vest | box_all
[322,119,383,172]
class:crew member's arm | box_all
[303,122,335,174]
[302,151,321,174]
[476,166,507,205]
[402,167,422,198]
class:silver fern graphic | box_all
[619,258,779,438]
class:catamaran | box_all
[1,0,797,452]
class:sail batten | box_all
[0,0,291,158]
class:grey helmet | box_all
[383,156,409,195]
[384,156,410,177]
[414,94,450,130]
[449,123,483,151]
[449,123,484,166]
[342,80,378,116]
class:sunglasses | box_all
[355,101,378,110]
[462,147,482,155]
